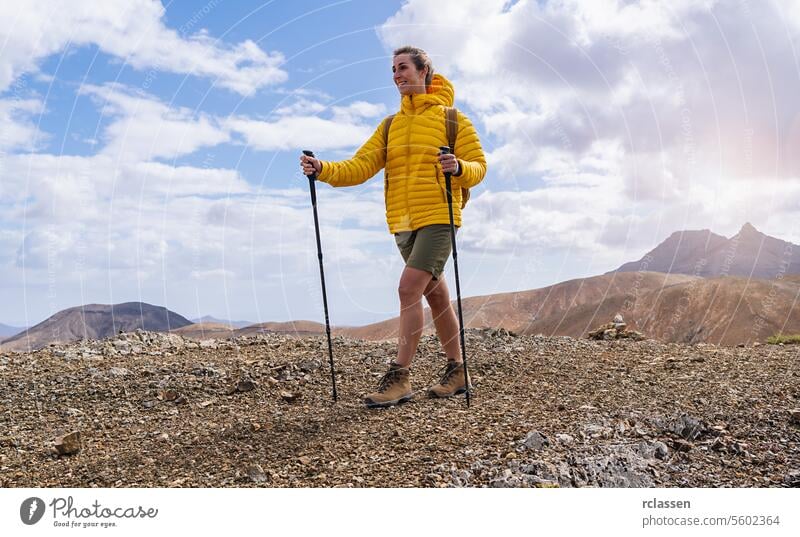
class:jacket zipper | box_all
[405,114,414,222]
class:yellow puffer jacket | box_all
[317,74,487,233]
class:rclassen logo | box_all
[20,497,45,525]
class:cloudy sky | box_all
[1,0,799,328]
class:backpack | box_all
[382,106,470,209]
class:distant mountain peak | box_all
[190,315,255,329]
[671,228,712,235]
[663,228,719,246]
[613,223,799,279]
[0,302,191,352]
[736,222,761,237]
[0,323,27,338]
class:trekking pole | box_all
[439,146,471,407]
[302,150,338,403]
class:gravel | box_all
[0,328,798,488]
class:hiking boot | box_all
[364,362,413,408]
[428,361,471,398]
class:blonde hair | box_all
[393,46,434,86]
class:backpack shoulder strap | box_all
[383,114,395,163]
[445,106,458,152]
[445,107,470,208]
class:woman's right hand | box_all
[300,154,322,176]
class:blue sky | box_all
[2,0,800,327]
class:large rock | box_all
[51,431,81,456]
[521,430,549,452]
[587,318,645,341]
[672,415,708,440]
[566,445,656,487]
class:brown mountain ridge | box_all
[340,272,800,346]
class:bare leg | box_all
[396,266,433,368]
[424,277,462,363]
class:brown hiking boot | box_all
[363,362,413,408]
[428,361,471,398]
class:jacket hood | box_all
[399,73,454,114]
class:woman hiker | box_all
[300,46,487,408]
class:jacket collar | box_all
[399,74,454,115]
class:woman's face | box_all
[392,54,428,96]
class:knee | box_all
[398,282,422,305]
[425,284,450,309]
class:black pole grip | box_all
[302,149,318,181]
[439,146,453,202]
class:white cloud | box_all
[227,115,374,151]
[0,153,252,226]
[0,98,44,151]
[15,227,76,271]
[0,0,287,96]
[79,84,230,162]
[274,97,386,123]
[562,0,719,44]
[74,84,390,160]
[226,100,387,151]
[130,161,251,197]
[462,184,620,253]
[274,98,328,117]
[331,101,387,122]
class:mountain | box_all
[173,319,327,340]
[190,315,254,329]
[0,302,192,352]
[339,272,800,346]
[172,322,236,340]
[0,323,26,338]
[234,320,326,338]
[613,223,800,278]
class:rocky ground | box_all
[1,329,798,488]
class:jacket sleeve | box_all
[317,118,388,187]
[453,110,487,189]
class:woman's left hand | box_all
[437,151,459,174]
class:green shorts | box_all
[394,224,457,280]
